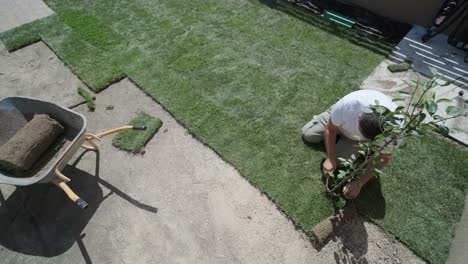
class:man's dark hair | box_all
[359,112,385,140]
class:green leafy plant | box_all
[326,77,468,196]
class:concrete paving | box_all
[361,30,468,262]
[361,59,468,145]
[447,195,468,264]
[0,0,54,33]
[0,41,425,263]
[390,26,468,88]
[384,26,468,145]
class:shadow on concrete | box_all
[257,0,393,57]
[0,149,157,259]
[0,166,103,257]
[331,216,369,264]
[73,150,158,214]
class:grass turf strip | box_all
[1,0,467,262]
[112,112,162,153]
[77,87,95,111]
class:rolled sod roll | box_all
[312,205,357,248]
[0,114,64,175]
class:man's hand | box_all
[322,158,337,176]
[343,180,362,200]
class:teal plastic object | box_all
[322,11,355,28]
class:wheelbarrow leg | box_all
[52,178,88,209]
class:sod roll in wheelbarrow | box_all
[0,114,64,176]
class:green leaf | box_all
[446,106,460,115]
[429,66,439,76]
[394,106,405,112]
[374,134,385,141]
[392,97,404,102]
[398,91,410,96]
[437,80,452,86]
[436,124,450,136]
[436,98,453,104]
[433,115,444,120]
[374,168,384,175]
[417,113,427,124]
[426,101,438,115]
[337,171,347,179]
[420,93,428,105]
[425,80,437,89]
[375,105,387,114]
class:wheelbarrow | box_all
[0,97,145,209]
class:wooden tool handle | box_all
[52,178,88,209]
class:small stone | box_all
[106,105,114,110]
[459,90,464,97]
[247,216,252,220]
[163,128,168,133]
[387,63,411,73]
[140,149,146,155]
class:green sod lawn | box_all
[1,0,467,263]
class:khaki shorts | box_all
[302,108,358,161]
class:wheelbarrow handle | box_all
[94,124,146,138]
[83,125,147,151]
[52,178,88,209]
[132,125,147,130]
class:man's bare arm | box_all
[323,120,338,175]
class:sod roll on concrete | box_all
[0,114,64,176]
[312,205,357,248]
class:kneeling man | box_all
[302,89,397,199]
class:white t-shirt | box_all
[330,90,397,141]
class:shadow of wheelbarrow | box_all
[0,150,157,257]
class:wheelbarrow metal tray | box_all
[0,97,86,186]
